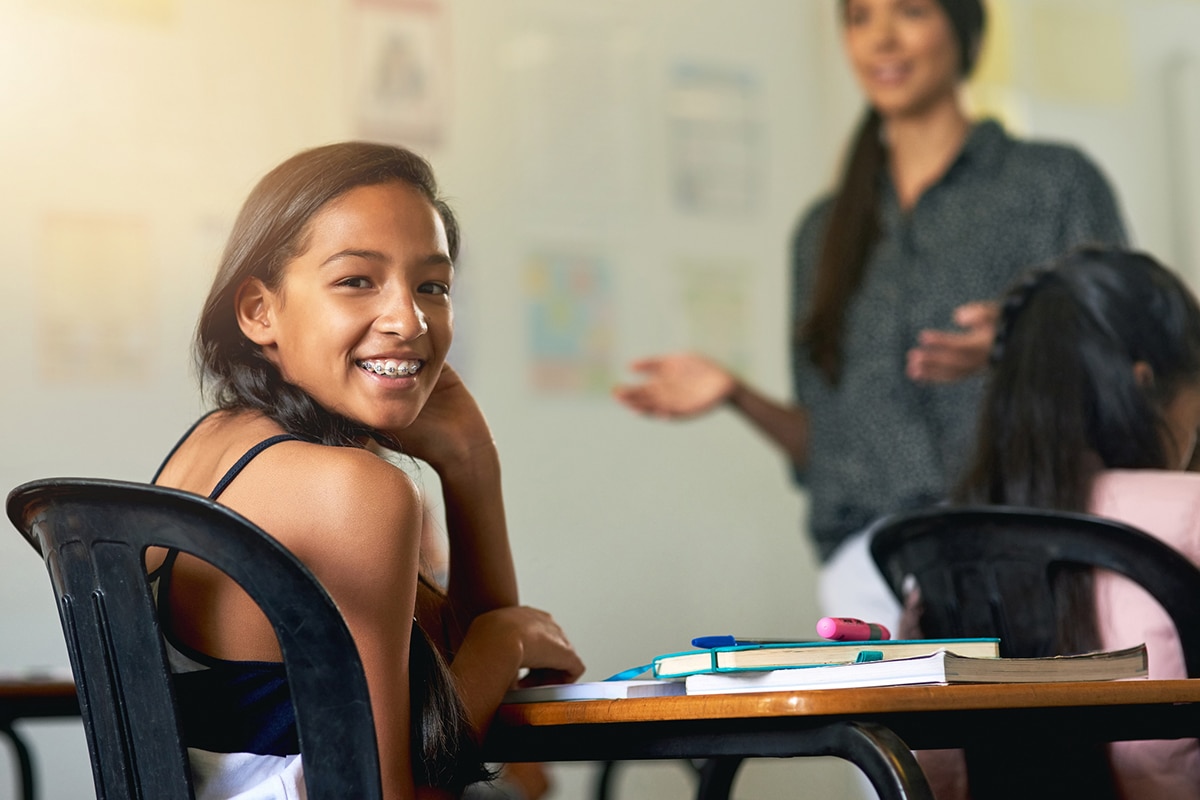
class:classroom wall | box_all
[0,1,1197,798]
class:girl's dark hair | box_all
[198,142,485,792]
[196,141,460,448]
[956,246,1200,651]
[409,622,492,792]
[801,0,986,384]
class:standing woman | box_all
[614,0,1127,623]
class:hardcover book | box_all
[684,644,1149,695]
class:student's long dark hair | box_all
[801,0,986,384]
[956,246,1200,652]
[197,142,489,792]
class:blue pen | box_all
[691,635,808,648]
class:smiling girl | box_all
[149,142,584,800]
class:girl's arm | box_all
[394,365,517,627]
[396,366,584,733]
[273,449,427,800]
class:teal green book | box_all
[651,638,1001,679]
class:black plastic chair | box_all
[6,477,383,800]
[867,505,1200,800]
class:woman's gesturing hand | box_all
[906,301,999,383]
[612,352,736,420]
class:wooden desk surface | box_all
[495,679,1200,726]
[486,679,1200,763]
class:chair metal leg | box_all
[832,721,933,800]
[596,758,715,800]
[1,723,36,800]
[594,760,618,800]
[695,757,741,800]
[691,722,932,800]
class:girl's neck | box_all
[883,95,972,211]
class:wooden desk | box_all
[0,678,80,800]
[485,680,1200,800]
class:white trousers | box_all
[816,527,902,634]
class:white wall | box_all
[0,1,1196,798]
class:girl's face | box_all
[240,181,453,434]
[1162,380,1200,470]
[842,0,962,121]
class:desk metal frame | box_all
[485,680,1200,800]
[0,680,80,800]
[7,678,1200,800]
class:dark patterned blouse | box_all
[790,119,1128,562]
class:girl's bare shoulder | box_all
[246,440,420,537]
[177,414,424,581]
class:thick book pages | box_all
[652,638,1001,679]
[684,644,1149,695]
[502,679,685,703]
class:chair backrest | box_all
[867,505,1200,675]
[6,477,383,800]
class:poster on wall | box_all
[501,8,638,228]
[523,251,615,396]
[37,214,156,386]
[667,62,762,216]
[676,259,754,376]
[348,0,450,146]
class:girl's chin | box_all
[361,410,422,434]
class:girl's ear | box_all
[235,278,278,347]
[1133,361,1156,392]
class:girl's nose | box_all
[378,292,428,339]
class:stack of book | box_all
[651,637,1002,678]
[501,637,1148,702]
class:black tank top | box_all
[151,414,302,756]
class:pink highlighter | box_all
[816,616,891,641]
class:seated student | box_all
[148,141,585,800]
[913,245,1200,799]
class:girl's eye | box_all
[337,276,372,289]
[418,282,450,296]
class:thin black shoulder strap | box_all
[151,410,219,484]
[209,434,301,500]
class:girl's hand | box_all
[394,364,494,470]
[450,605,586,733]
[468,606,586,685]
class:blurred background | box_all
[0,0,1197,797]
